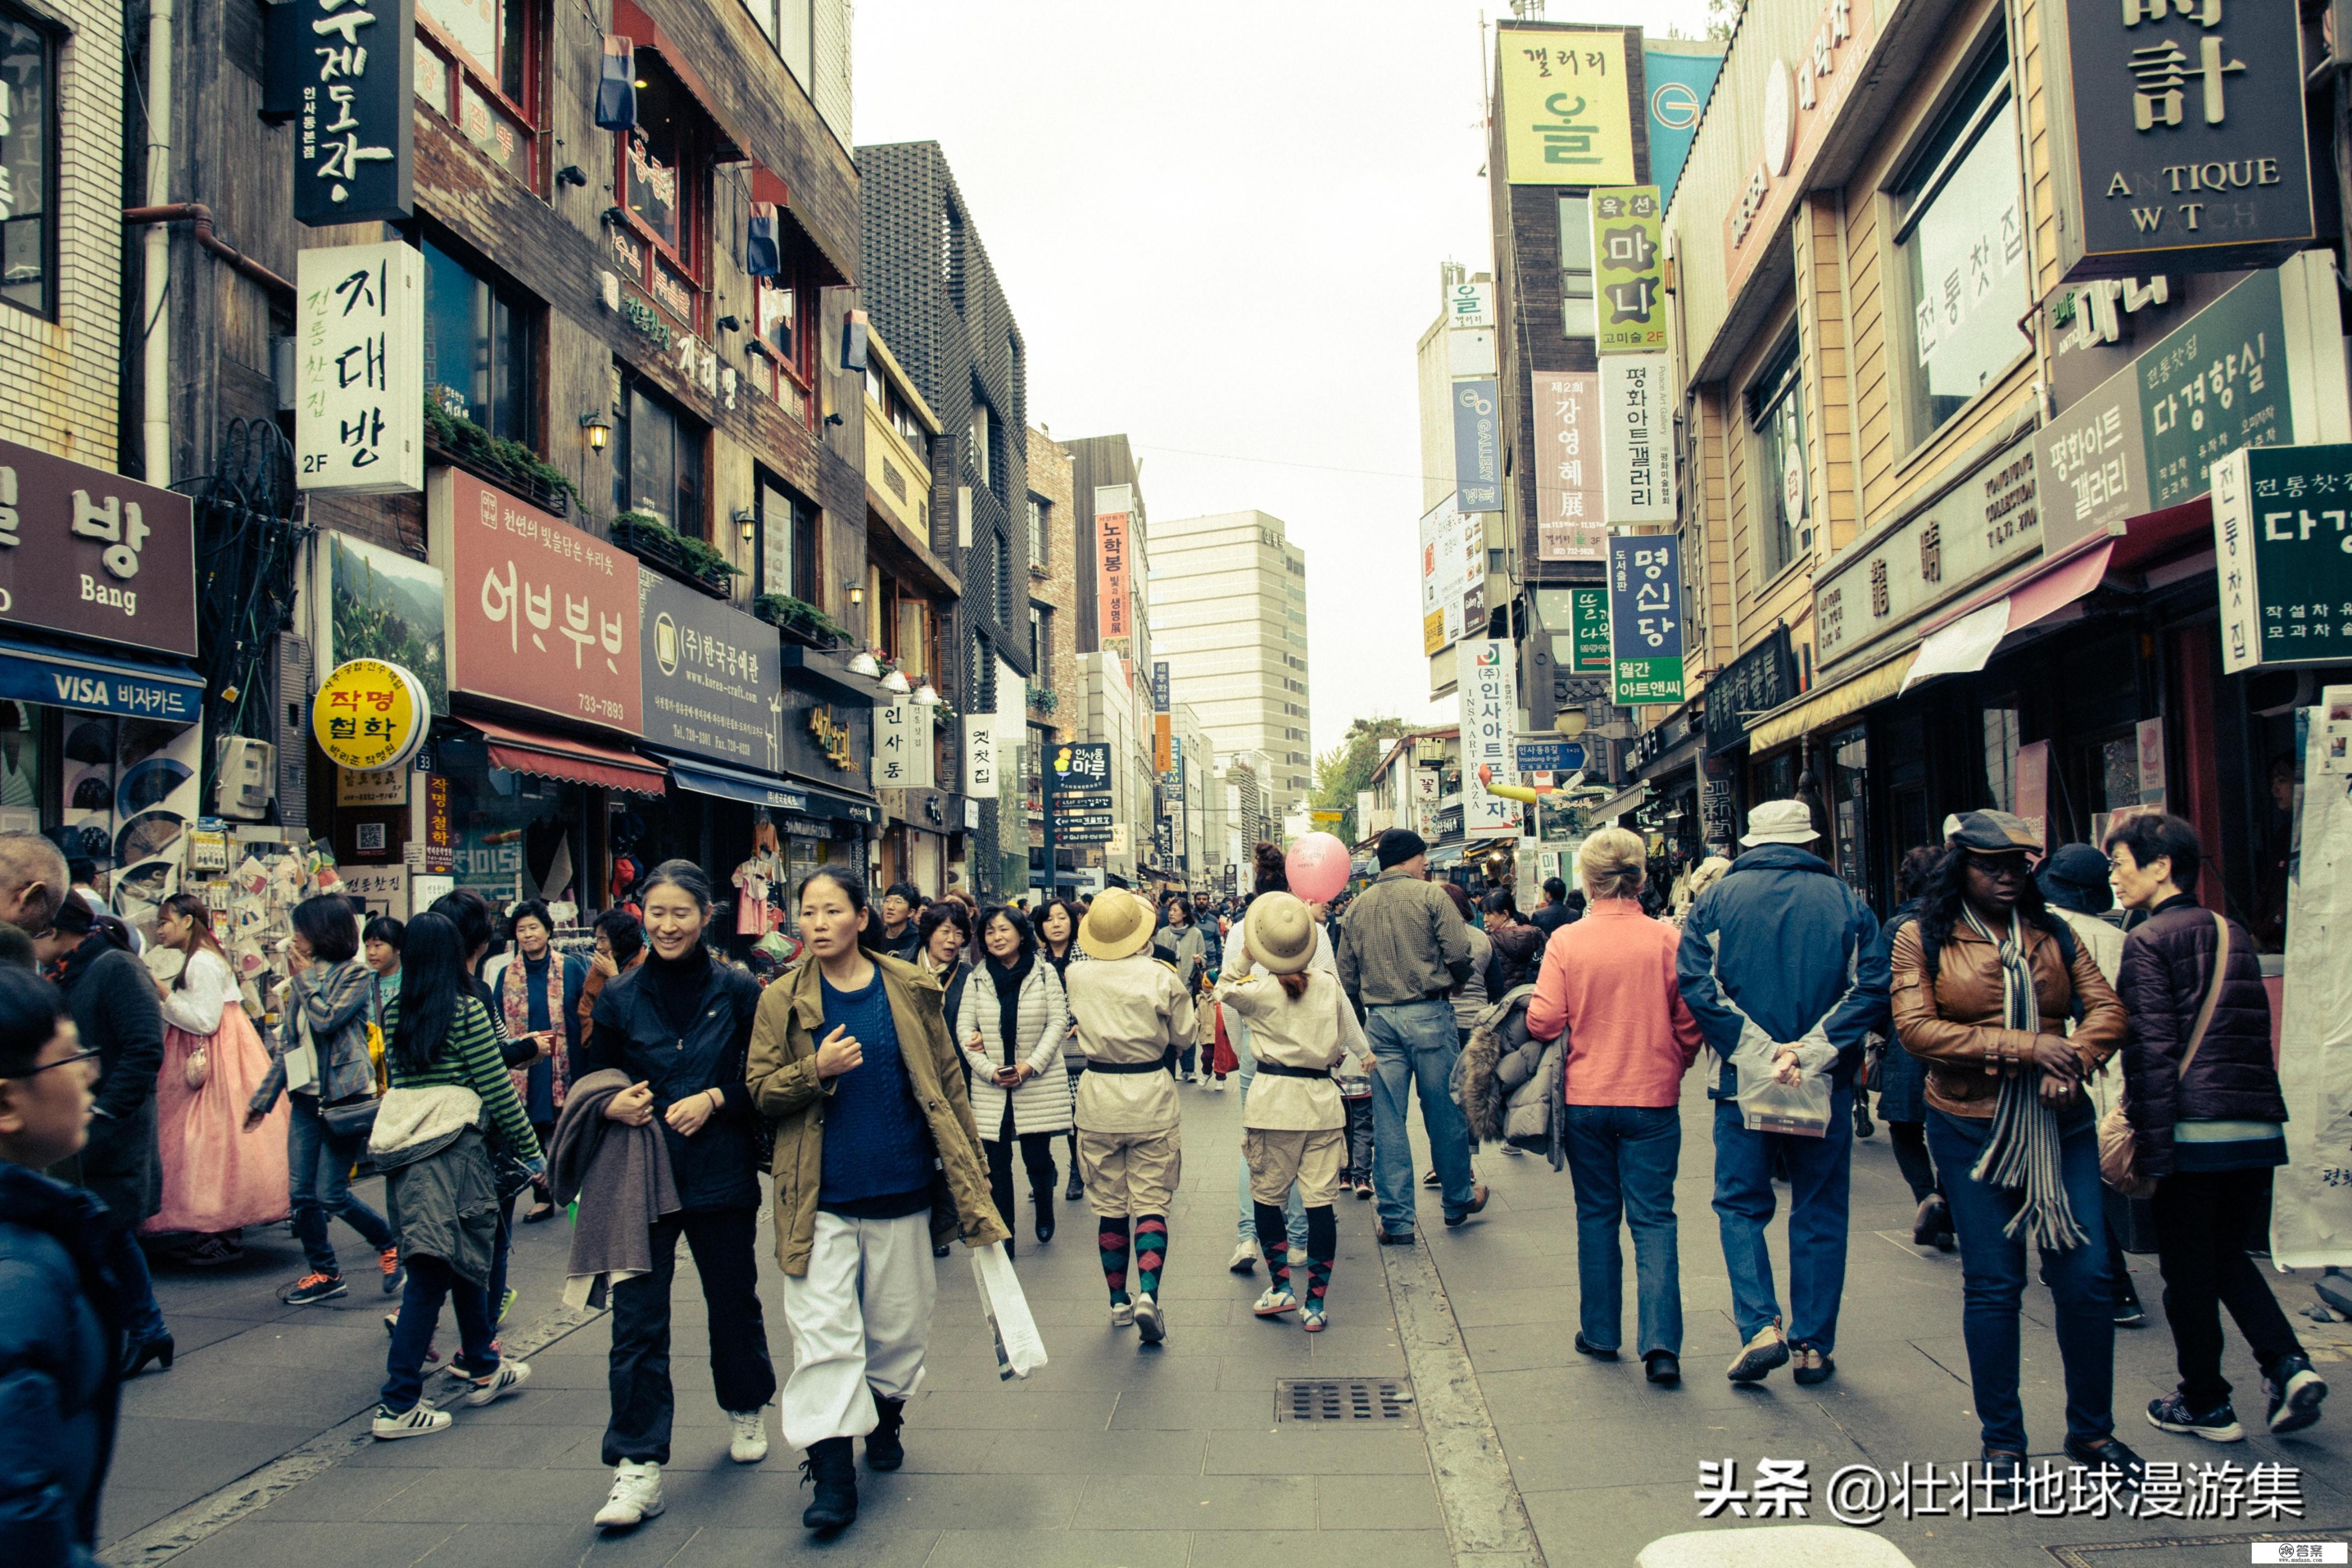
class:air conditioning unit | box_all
[214,737,276,820]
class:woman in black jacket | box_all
[2107,812,2325,1441]
[582,860,775,1532]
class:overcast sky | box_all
[853,1,1712,761]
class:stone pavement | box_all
[96,1066,2352,1568]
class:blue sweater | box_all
[818,971,935,1216]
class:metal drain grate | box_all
[1275,1377,1418,1425]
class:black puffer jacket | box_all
[2116,895,2284,1177]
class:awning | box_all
[1588,782,1649,823]
[1901,541,2116,694]
[648,752,877,824]
[779,774,879,824]
[465,716,669,796]
[0,634,204,723]
[1744,650,1917,753]
[1426,840,1469,868]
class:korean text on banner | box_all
[2213,442,2352,674]
[1608,534,1686,705]
[0,437,198,657]
[1601,353,1675,523]
[1452,380,1503,513]
[296,240,424,496]
[873,700,935,792]
[1589,188,1665,355]
[1420,497,1469,654]
[1457,639,1521,839]
[1497,29,1636,185]
[1095,484,1134,643]
[283,0,415,226]
[963,715,998,799]
[1534,374,1605,561]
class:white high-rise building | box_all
[1144,511,1312,814]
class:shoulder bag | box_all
[2098,911,2226,1197]
[319,977,390,1140]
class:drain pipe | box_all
[141,0,174,484]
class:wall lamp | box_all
[732,506,756,542]
[847,580,865,607]
[579,412,612,451]
[556,164,588,188]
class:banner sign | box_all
[1049,740,1111,796]
[2212,442,2352,674]
[1452,379,1503,513]
[1515,739,1588,773]
[872,699,935,791]
[1601,353,1675,522]
[1534,373,1605,560]
[1457,638,1521,838]
[1590,188,1665,354]
[0,438,197,657]
[1497,28,1636,185]
[1446,280,1495,330]
[1152,660,1170,712]
[1608,533,1686,705]
[1095,483,1134,643]
[639,570,782,770]
[962,715,998,799]
[295,240,423,495]
[1644,44,1725,210]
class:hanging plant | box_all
[610,509,741,590]
[753,592,855,648]
[421,397,584,516]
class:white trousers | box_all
[778,1210,937,1450]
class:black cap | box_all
[2037,843,2114,915]
[1376,828,1428,870]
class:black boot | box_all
[799,1437,858,1530]
[1034,1184,1056,1245]
[866,1396,906,1470]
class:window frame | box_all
[420,232,537,446]
[0,2,57,322]
[1557,196,1595,340]
[414,0,546,194]
[1745,332,1806,585]
[612,56,715,334]
[614,370,709,539]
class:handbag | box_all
[320,980,391,1141]
[2099,911,2227,1198]
[969,1240,1049,1379]
[183,1042,211,1092]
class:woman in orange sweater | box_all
[1525,827,1703,1385]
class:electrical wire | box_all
[1126,443,1424,482]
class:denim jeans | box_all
[1711,1083,1852,1352]
[286,1093,391,1275]
[1927,1102,2115,1452]
[1230,1009,1308,1252]
[1564,1104,1683,1357]
[1366,999,1475,1234]
[382,1254,497,1412]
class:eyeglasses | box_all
[14,1047,100,1077]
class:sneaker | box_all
[1132,1293,1166,1346]
[1727,1322,1790,1383]
[497,1288,518,1326]
[1227,1239,1259,1274]
[729,1408,770,1463]
[2114,1291,2148,1329]
[1354,1181,1373,1200]
[462,1359,531,1407]
[372,1400,451,1440]
[2265,1357,2328,1435]
[1791,1347,1836,1385]
[1288,1246,1308,1268]
[1301,1303,1328,1333]
[1422,1168,1440,1188]
[1109,1299,1135,1328]
[1501,1143,1526,1156]
[182,1234,242,1267]
[280,1272,348,1306]
[595,1459,665,1529]
[2146,1390,2244,1442]
[380,1247,404,1295]
[1253,1285,1299,1317]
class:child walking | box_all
[1217,893,1360,1331]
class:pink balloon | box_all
[1286,832,1352,903]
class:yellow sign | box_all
[311,658,426,773]
[1498,29,1636,186]
[809,704,858,770]
[1423,609,1446,656]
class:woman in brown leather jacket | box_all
[1889,810,2138,1488]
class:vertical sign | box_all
[1589,187,1665,354]
[1154,712,1172,774]
[1094,483,1133,643]
[1411,767,1441,838]
[1644,44,1725,209]
[1151,661,1170,712]
[2014,739,2051,846]
[1419,498,1463,654]
[1497,29,1637,185]
[1452,380,1503,512]
[1567,585,1612,673]
[1457,638,1521,838]
[962,715,999,799]
[2135,717,2167,810]
[1608,533,1686,705]
[873,700,934,791]
[2212,442,2352,673]
[287,0,415,225]
[295,240,423,495]
[1446,280,1496,329]
[1600,353,1675,522]
[1534,373,1605,560]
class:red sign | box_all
[1533,373,1604,562]
[428,468,643,734]
[0,438,197,656]
[1095,485,1133,642]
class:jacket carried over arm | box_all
[2115,895,2284,1176]
[1886,917,2125,1119]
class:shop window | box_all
[1982,702,2021,810]
[614,59,712,331]
[757,478,819,604]
[615,374,706,536]
[968,400,993,491]
[1029,604,1049,683]
[1830,726,1868,899]
[0,5,54,319]
[1891,39,2026,448]
[423,237,534,443]
[1557,198,1594,339]
[1746,335,1805,581]
[415,0,541,189]
[437,737,589,911]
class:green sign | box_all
[1568,586,1611,672]
[1589,187,1664,355]
[2140,268,2288,512]
[2212,442,2352,675]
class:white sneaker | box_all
[595,1459,665,1529]
[372,1400,451,1440]
[1227,1239,1259,1274]
[1133,1293,1166,1346]
[461,1359,531,1407]
[728,1408,769,1463]
[1110,1299,1135,1328]
[1253,1285,1298,1317]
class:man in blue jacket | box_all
[1677,799,1887,1387]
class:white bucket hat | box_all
[1738,799,1819,847]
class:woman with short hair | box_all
[956,905,1073,1250]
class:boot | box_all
[1034,1184,1056,1245]
[865,1396,906,1470]
[799,1437,858,1531]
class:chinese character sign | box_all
[2211,443,2352,675]
[1601,353,1676,523]
[1589,188,1666,354]
[1095,484,1134,642]
[1457,638,1521,839]
[1609,533,1687,705]
[1534,373,1605,560]
[1453,379,1503,513]
[638,569,783,770]
[429,467,642,733]
[295,240,423,496]
[0,437,197,656]
[872,699,936,791]
[287,0,414,225]
[1497,29,1636,185]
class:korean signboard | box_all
[1723,0,1875,294]
[1590,188,1665,354]
[295,240,423,495]
[2212,442,2352,674]
[1446,280,1495,330]
[872,700,936,791]
[1050,741,1112,797]
[2035,362,2149,554]
[0,438,196,657]
[1601,354,1675,523]
[1497,28,1636,186]
[2041,0,2313,281]
[1566,585,1612,673]
[1644,43,1725,210]
[1095,483,1134,643]
[1152,660,1170,713]
[311,657,427,772]
[1457,638,1521,838]
[1534,373,1605,561]
[1452,379,1503,513]
[1420,498,1459,655]
[963,716,998,799]
[281,0,414,225]
[429,467,641,733]
[1704,627,1797,755]
[1608,534,1686,705]
[639,570,782,770]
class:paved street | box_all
[100,1072,2352,1568]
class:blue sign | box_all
[1643,45,1724,212]
[1452,378,1502,512]
[1514,741,1588,773]
[1607,533,1686,706]
[0,636,202,722]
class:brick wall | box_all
[1029,428,1078,741]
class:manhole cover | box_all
[1275,1377,1418,1425]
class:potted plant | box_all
[753,593,855,650]
[421,396,582,517]
[609,510,741,597]
[1026,681,1058,715]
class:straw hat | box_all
[1242,891,1316,976]
[1077,887,1157,960]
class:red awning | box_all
[2007,539,2116,630]
[465,716,669,796]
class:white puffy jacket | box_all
[956,959,1075,1136]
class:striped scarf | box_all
[1962,907,2086,1251]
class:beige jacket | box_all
[1065,952,1193,1134]
[1219,971,1350,1132]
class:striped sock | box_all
[1099,1217,1132,1305]
[1254,1201,1292,1292]
[1306,1204,1336,1305]
[1134,1215,1168,1297]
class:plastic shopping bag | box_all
[1731,1034,1833,1138]
[970,1241,1049,1380]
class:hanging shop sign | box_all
[295,240,424,496]
[1446,280,1496,330]
[963,715,999,799]
[1566,585,1612,673]
[1419,497,1465,655]
[1095,484,1134,644]
[1608,533,1686,705]
[311,657,428,773]
[1601,354,1675,523]
[1152,660,1170,712]
[872,699,936,791]
[313,531,447,713]
[1452,379,1503,513]
[2035,361,2149,554]
[1590,187,1666,355]
[1497,27,1636,185]
[429,467,642,734]
[1704,626,1798,755]
[807,705,858,770]
[0,438,197,657]
[1458,638,1521,839]
[1644,43,1725,211]
[274,0,415,225]
[639,569,782,771]
[2212,442,2352,674]
[1534,373,1605,561]
[2039,0,2313,281]
[1049,741,1111,796]
[1722,0,1876,294]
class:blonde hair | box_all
[1580,827,1647,902]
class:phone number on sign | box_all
[578,694,627,723]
